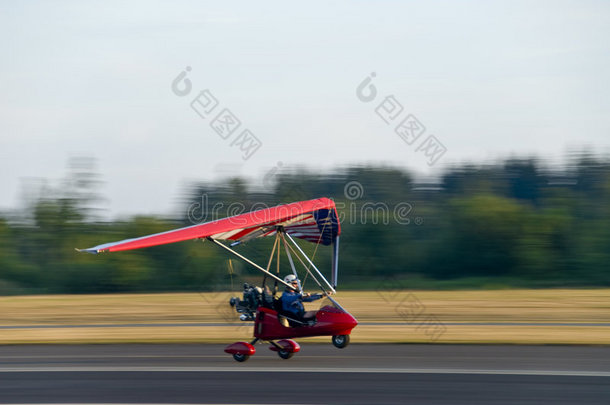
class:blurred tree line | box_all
[1,153,609,294]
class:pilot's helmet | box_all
[284,274,299,285]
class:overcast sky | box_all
[1,0,609,218]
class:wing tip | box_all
[75,247,98,254]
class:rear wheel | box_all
[233,353,250,362]
[278,350,294,360]
[332,334,350,348]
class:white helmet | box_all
[284,274,299,284]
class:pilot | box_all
[280,274,324,324]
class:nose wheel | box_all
[332,334,350,348]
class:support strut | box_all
[207,237,293,290]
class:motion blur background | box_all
[1,155,609,294]
[1,1,609,295]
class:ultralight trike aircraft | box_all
[78,197,358,362]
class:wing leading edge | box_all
[77,198,340,254]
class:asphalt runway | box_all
[1,344,609,404]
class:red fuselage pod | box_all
[253,306,358,341]
[224,341,256,356]
[268,339,301,353]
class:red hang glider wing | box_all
[78,198,340,254]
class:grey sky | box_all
[1,0,609,218]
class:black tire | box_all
[278,350,294,360]
[233,353,250,362]
[332,334,350,348]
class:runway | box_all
[1,344,609,404]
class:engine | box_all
[229,283,264,321]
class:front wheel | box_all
[278,350,294,360]
[332,334,350,349]
[233,353,250,362]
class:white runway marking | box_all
[0,366,609,377]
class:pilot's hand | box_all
[303,293,311,298]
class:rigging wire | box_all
[281,232,324,293]
[297,210,332,288]
[228,258,234,291]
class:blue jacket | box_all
[280,290,323,318]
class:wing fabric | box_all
[78,198,340,254]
